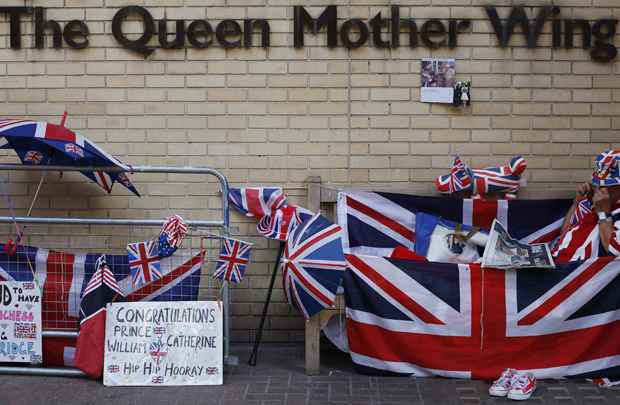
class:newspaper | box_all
[481,219,555,269]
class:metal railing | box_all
[0,164,232,376]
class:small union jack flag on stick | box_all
[127,240,162,288]
[213,237,253,283]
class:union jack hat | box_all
[436,155,527,196]
[592,150,620,187]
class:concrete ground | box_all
[1,344,619,405]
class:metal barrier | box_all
[0,164,232,376]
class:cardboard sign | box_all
[0,281,43,363]
[104,301,223,386]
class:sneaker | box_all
[489,368,516,397]
[508,372,537,401]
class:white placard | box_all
[0,281,43,363]
[104,301,223,386]
[420,58,456,103]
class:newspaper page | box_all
[481,219,555,269]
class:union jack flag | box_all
[24,150,44,164]
[345,254,620,380]
[257,205,314,241]
[337,191,572,258]
[281,214,347,319]
[127,240,162,288]
[228,187,287,218]
[149,337,168,365]
[64,143,84,157]
[213,238,252,283]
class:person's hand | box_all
[575,182,593,203]
[593,187,611,214]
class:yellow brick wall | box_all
[1,0,619,342]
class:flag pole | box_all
[248,240,285,366]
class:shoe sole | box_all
[507,391,534,401]
[489,388,509,397]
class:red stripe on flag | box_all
[43,251,77,330]
[471,199,498,229]
[346,196,414,242]
[245,188,263,217]
[347,255,444,325]
[45,124,76,142]
[517,259,609,326]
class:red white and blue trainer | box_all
[508,372,537,401]
[489,368,516,397]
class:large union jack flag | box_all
[337,191,573,258]
[127,240,162,288]
[345,254,620,380]
[213,237,252,284]
[281,214,347,319]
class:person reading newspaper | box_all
[553,150,620,263]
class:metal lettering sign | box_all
[0,281,43,364]
[104,301,223,386]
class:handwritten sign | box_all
[104,301,223,386]
[0,281,43,363]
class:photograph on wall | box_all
[420,58,456,103]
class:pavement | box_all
[1,344,619,405]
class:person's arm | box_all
[592,187,619,254]
[558,183,593,240]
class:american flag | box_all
[0,244,205,367]
[281,214,347,319]
[257,205,314,241]
[228,187,287,217]
[337,191,572,258]
[344,254,620,380]
[127,240,162,288]
[160,215,188,248]
[213,238,252,284]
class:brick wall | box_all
[1,0,619,342]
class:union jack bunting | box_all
[337,191,572,258]
[0,244,204,367]
[436,156,527,196]
[228,187,287,217]
[127,240,162,288]
[592,149,620,186]
[281,214,347,319]
[257,205,315,241]
[345,254,620,380]
[213,237,252,283]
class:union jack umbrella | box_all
[127,240,162,288]
[213,237,253,283]
[281,214,347,319]
[436,155,527,197]
[257,205,315,241]
[0,118,140,196]
[228,187,287,217]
